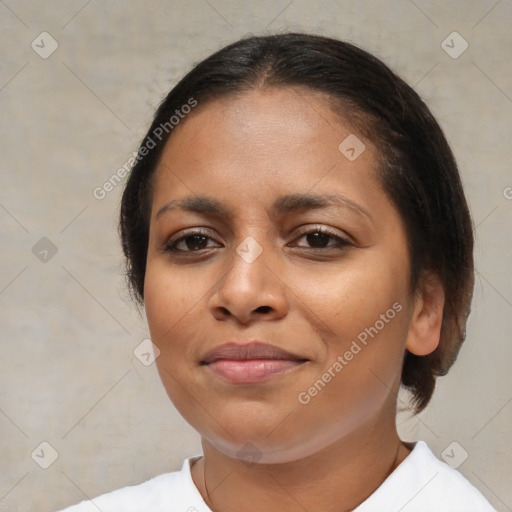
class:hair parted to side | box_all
[119,32,474,413]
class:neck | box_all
[190,413,412,512]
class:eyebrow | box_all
[155,193,372,221]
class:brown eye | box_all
[178,234,209,251]
[292,227,351,249]
[165,229,221,253]
[304,231,332,248]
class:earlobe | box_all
[405,273,445,356]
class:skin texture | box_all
[143,87,445,511]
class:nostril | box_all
[255,306,272,314]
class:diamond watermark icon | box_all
[134,338,160,366]
[32,237,58,263]
[441,32,468,59]
[31,32,59,59]
[441,441,468,469]
[237,442,262,468]
[31,441,59,469]
[236,236,263,264]
[338,134,365,161]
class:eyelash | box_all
[164,226,351,254]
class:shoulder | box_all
[356,441,496,512]
[412,441,495,509]
[56,456,208,512]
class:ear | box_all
[405,272,445,356]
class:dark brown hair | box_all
[119,32,474,413]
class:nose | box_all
[208,240,288,325]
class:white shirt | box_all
[58,441,496,511]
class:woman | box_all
[60,32,495,511]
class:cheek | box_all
[292,303,409,453]
[143,264,203,403]
[143,260,221,397]
[144,271,196,380]
[293,253,408,335]
[144,261,204,334]
[296,253,411,392]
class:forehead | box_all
[151,87,385,218]
[176,87,359,151]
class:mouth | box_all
[200,341,309,384]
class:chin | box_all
[205,429,342,466]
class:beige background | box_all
[0,1,511,510]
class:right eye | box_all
[164,229,222,253]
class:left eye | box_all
[292,228,350,249]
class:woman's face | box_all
[144,87,418,463]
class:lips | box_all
[201,341,308,384]
[201,341,305,364]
